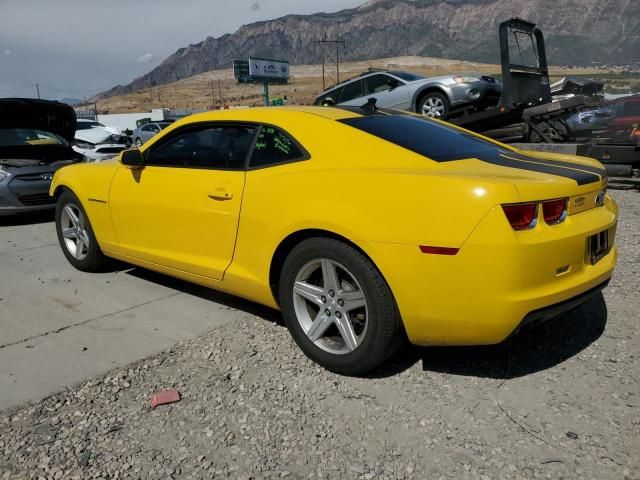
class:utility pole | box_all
[312,36,345,90]
[218,79,222,108]
[35,83,40,99]
[210,80,215,109]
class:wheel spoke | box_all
[75,236,85,256]
[335,314,358,351]
[62,227,77,239]
[293,281,324,305]
[341,290,366,311]
[321,259,339,291]
[64,205,80,227]
[307,310,333,341]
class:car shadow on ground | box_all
[121,265,608,381]
[373,292,608,379]
[0,210,55,227]
[122,266,282,324]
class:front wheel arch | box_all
[414,87,449,113]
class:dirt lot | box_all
[1,187,639,480]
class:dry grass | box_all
[94,55,627,114]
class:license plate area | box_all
[587,229,610,265]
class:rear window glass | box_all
[340,115,500,162]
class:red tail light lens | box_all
[502,203,538,230]
[542,198,567,225]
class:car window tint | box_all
[147,125,256,169]
[339,80,364,103]
[250,126,305,168]
[365,75,393,94]
[340,114,501,161]
[141,125,152,132]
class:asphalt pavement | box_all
[0,211,255,411]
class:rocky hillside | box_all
[98,0,640,98]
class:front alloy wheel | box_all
[419,92,450,119]
[55,190,108,272]
[60,203,90,260]
[279,238,403,375]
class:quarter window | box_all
[147,125,256,169]
[250,126,305,168]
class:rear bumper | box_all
[366,195,618,346]
[511,278,609,335]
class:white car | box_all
[72,120,130,162]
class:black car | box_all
[0,98,81,216]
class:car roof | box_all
[176,106,363,125]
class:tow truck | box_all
[448,18,640,177]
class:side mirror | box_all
[121,149,144,168]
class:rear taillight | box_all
[502,202,538,230]
[542,198,567,225]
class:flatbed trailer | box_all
[448,18,640,177]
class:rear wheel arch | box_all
[269,229,380,307]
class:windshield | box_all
[0,128,67,147]
[340,114,499,161]
[390,71,425,82]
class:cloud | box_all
[136,52,154,63]
[2,49,11,56]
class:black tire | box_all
[278,237,402,375]
[418,91,450,119]
[55,190,109,272]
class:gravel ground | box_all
[1,188,638,480]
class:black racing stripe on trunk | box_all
[502,151,606,176]
[473,152,601,185]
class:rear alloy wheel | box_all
[55,190,108,272]
[419,92,450,119]
[279,238,402,375]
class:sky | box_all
[0,0,364,100]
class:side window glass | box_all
[339,81,363,103]
[365,75,393,94]
[250,126,305,168]
[147,125,255,169]
[141,125,151,132]
[151,124,160,132]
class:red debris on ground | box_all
[150,389,181,409]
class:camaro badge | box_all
[574,196,585,207]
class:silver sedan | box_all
[314,70,502,119]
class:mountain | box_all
[98,0,640,98]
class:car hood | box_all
[75,127,121,144]
[0,98,76,143]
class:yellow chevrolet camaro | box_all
[50,106,617,374]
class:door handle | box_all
[208,188,233,201]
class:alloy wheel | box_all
[422,96,445,118]
[60,203,90,260]
[292,258,368,354]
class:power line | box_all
[313,35,346,90]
